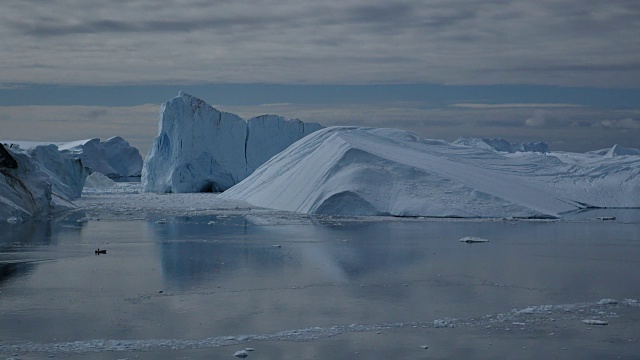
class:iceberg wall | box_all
[0,144,78,222]
[58,137,143,178]
[142,91,323,193]
[222,127,640,218]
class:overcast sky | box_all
[1,0,639,153]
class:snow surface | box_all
[0,144,78,222]
[222,127,640,218]
[141,91,323,193]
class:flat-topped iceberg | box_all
[222,127,640,218]
[141,91,323,193]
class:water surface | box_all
[1,212,639,359]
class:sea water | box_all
[1,211,639,359]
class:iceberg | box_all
[222,127,640,218]
[84,172,117,189]
[24,144,88,200]
[590,144,640,157]
[142,91,323,193]
[58,136,143,178]
[454,137,549,153]
[0,144,78,222]
[3,137,143,178]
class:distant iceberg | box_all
[222,127,640,218]
[3,136,143,178]
[142,91,323,193]
[590,144,640,157]
[453,137,549,153]
[58,136,143,178]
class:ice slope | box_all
[454,137,549,153]
[142,91,322,193]
[0,144,77,222]
[222,127,640,218]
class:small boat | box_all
[95,248,107,255]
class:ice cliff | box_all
[222,127,640,218]
[142,91,323,193]
[0,143,81,222]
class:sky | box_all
[1,0,639,154]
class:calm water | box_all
[1,211,639,359]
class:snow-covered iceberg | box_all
[454,138,549,153]
[142,91,323,193]
[222,127,640,218]
[0,144,78,222]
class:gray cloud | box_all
[1,0,639,87]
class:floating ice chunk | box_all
[234,349,249,358]
[597,299,618,305]
[6,216,20,224]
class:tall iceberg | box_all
[142,91,323,193]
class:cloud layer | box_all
[2,0,639,87]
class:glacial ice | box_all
[3,136,143,178]
[222,127,640,218]
[141,91,323,193]
[0,143,80,222]
[58,136,143,178]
